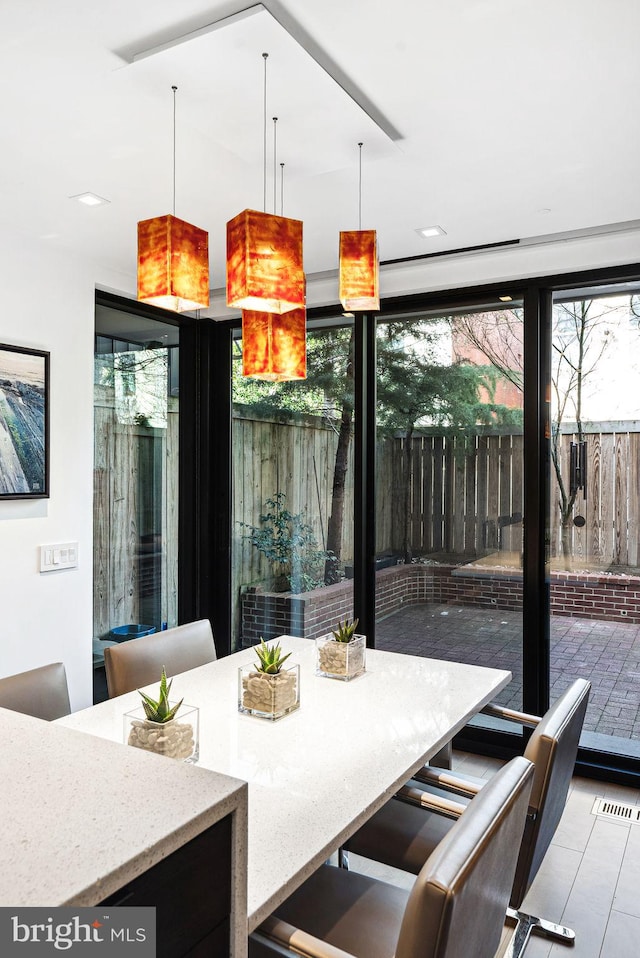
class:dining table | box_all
[57,635,511,935]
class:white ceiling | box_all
[2,0,639,303]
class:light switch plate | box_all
[40,542,79,572]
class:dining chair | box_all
[249,755,534,958]
[104,619,217,697]
[343,678,590,958]
[0,662,71,720]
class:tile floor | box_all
[347,751,640,958]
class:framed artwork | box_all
[0,343,49,499]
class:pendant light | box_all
[138,86,209,312]
[339,142,379,311]
[241,307,307,381]
[241,120,307,381]
[227,54,304,315]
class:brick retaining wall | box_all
[240,563,640,643]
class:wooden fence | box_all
[378,427,640,567]
[95,394,640,640]
[377,433,525,557]
[94,386,178,638]
[551,429,640,567]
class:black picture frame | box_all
[0,342,50,499]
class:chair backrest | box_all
[395,755,533,958]
[0,662,71,720]
[104,619,217,697]
[511,677,590,906]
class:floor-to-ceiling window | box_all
[99,265,640,782]
[230,320,355,651]
[549,282,640,761]
[93,297,180,701]
[374,302,525,712]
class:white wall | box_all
[0,229,130,709]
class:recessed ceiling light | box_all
[416,225,446,238]
[499,295,513,302]
[69,192,110,207]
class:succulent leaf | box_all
[137,667,183,723]
[331,617,360,643]
[254,638,292,674]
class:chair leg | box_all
[337,847,349,869]
[504,907,575,958]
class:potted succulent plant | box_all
[238,638,300,720]
[316,617,366,681]
[124,668,199,763]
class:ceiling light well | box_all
[416,225,446,238]
[70,192,110,207]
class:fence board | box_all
[600,433,614,562]
[630,433,640,567]
[615,433,628,566]
[432,437,444,552]
[422,436,434,553]
[464,442,476,555]
[476,436,488,551]
[443,439,455,553]
[498,436,511,549]
[586,433,602,562]
[486,436,500,550]
[411,437,423,551]
[452,439,465,553]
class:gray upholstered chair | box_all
[0,662,71,720]
[344,678,590,958]
[249,756,534,958]
[104,619,217,697]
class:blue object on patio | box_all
[110,624,156,643]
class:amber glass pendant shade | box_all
[339,229,380,311]
[242,308,307,381]
[138,214,210,312]
[227,209,304,314]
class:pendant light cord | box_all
[262,53,268,213]
[172,86,177,217]
[273,117,278,214]
[358,141,363,230]
[280,162,285,216]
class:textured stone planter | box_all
[238,664,300,721]
[316,633,366,681]
[124,705,199,764]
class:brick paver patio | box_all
[376,603,640,751]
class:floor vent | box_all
[591,798,640,823]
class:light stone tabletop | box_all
[57,637,510,932]
[1,707,248,958]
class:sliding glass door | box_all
[374,302,525,711]
[549,284,640,760]
[93,299,180,701]
[230,321,355,652]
